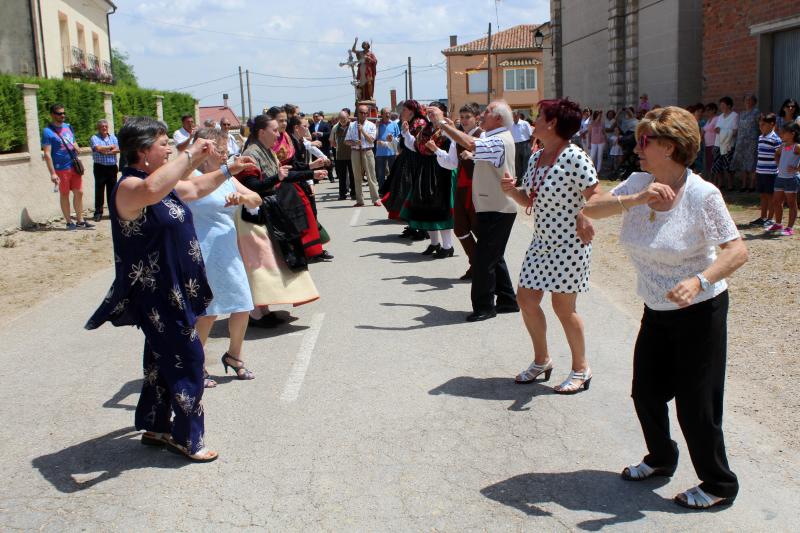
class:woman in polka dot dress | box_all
[501,98,600,394]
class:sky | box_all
[110,0,550,115]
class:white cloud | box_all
[111,0,549,111]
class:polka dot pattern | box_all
[518,144,598,294]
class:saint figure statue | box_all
[353,39,377,102]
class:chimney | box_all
[449,35,457,47]
[390,89,397,110]
[223,93,229,108]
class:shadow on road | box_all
[360,251,432,263]
[365,218,403,226]
[481,469,684,530]
[354,234,413,245]
[356,302,466,331]
[208,314,306,341]
[32,427,186,493]
[103,379,142,411]
[383,275,465,292]
[429,376,550,411]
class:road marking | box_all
[349,209,361,226]
[280,312,325,402]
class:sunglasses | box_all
[637,134,662,149]
[53,112,65,116]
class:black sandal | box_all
[221,352,255,380]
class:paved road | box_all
[1,182,797,532]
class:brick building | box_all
[442,24,548,117]
[702,0,800,112]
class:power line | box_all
[169,74,238,91]
[114,13,482,46]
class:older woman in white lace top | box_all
[581,106,747,511]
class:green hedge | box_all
[0,74,195,153]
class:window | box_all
[467,70,488,94]
[504,68,537,91]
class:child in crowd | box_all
[609,125,623,173]
[751,113,781,227]
[768,123,800,236]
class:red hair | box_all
[537,98,582,140]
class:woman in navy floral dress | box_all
[86,117,256,462]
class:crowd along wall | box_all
[0,84,191,231]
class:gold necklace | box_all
[649,169,688,222]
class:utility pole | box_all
[238,66,246,122]
[245,69,253,120]
[404,70,408,101]
[407,57,413,100]
[486,23,492,106]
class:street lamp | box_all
[532,26,553,56]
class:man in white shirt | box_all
[512,112,533,184]
[173,115,196,152]
[428,100,519,322]
[219,118,240,159]
[345,104,381,206]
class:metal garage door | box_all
[773,28,800,111]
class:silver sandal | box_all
[515,359,553,384]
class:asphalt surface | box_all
[1,181,797,532]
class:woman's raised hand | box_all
[425,139,438,153]
[309,158,327,170]
[278,165,291,180]
[223,192,244,207]
[313,170,328,181]
[401,121,409,134]
[188,139,216,166]
[633,182,677,207]
[228,155,258,175]
[500,171,517,194]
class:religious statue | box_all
[340,37,377,103]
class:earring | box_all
[144,159,150,167]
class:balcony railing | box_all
[63,47,113,84]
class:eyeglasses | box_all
[53,112,65,116]
[637,134,662,149]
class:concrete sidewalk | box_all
[0,181,797,531]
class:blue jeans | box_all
[375,155,395,188]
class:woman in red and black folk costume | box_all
[398,101,456,258]
[236,114,322,329]
[432,102,484,279]
[265,106,332,263]
[381,100,428,240]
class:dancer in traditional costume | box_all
[236,115,320,328]
[399,102,456,259]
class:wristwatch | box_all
[696,273,711,291]
[220,164,232,180]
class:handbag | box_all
[318,222,330,244]
[48,125,85,175]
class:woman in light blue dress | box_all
[187,128,263,383]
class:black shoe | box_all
[329,178,335,183]
[432,247,454,259]
[409,230,428,241]
[459,269,472,281]
[421,244,441,255]
[93,213,102,222]
[400,226,414,239]
[466,309,497,322]
[248,312,286,329]
[76,220,95,229]
[317,250,334,261]
[338,196,347,200]
[496,303,520,314]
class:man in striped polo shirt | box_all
[750,113,781,227]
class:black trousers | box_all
[471,211,517,312]
[514,141,531,182]
[632,291,738,498]
[93,163,118,215]
[335,159,355,199]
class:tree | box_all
[111,48,138,87]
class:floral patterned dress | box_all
[86,167,212,454]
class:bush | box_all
[0,74,195,153]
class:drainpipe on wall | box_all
[35,0,47,77]
[106,1,117,82]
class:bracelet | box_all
[220,164,232,180]
[185,150,193,166]
[617,195,628,212]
